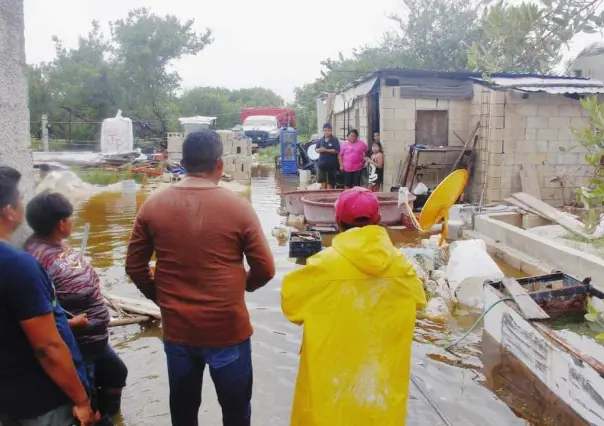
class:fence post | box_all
[41,114,49,152]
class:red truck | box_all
[240,107,296,147]
[240,107,296,128]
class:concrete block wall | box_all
[468,84,487,202]
[166,130,252,184]
[379,85,472,187]
[494,91,590,206]
[0,0,35,245]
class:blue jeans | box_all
[164,339,253,426]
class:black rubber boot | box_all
[95,414,114,426]
[97,391,122,418]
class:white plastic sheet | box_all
[446,239,504,309]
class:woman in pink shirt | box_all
[338,129,368,188]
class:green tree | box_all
[571,95,604,231]
[179,87,284,130]
[110,8,213,138]
[28,8,212,145]
[292,0,485,134]
[469,0,604,73]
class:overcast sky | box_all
[23,0,603,102]
[23,0,402,101]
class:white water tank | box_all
[100,110,134,153]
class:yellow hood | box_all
[331,225,396,276]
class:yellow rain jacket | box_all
[281,225,426,426]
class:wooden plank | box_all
[511,192,597,239]
[450,121,480,173]
[104,293,162,319]
[520,164,541,199]
[109,315,153,328]
[501,277,550,320]
[503,197,542,216]
[415,110,448,146]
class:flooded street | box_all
[67,166,582,425]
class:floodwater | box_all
[67,166,584,425]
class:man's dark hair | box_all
[0,166,22,210]
[348,129,359,137]
[26,190,73,237]
[181,129,223,173]
[39,164,51,172]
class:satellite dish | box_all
[307,143,320,161]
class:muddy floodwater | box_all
[67,166,586,425]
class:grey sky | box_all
[24,0,401,101]
[23,0,603,102]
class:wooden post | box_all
[42,114,49,152]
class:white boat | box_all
[483,273,604,426]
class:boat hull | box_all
[483,284,604,425]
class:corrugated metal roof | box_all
[475,76,604,86]
[330,68,604,97]
[332,76,378,114]
[470,75,604,94]
[510,86,604,94]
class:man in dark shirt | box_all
[0,166,96,426]
[315,123,341,189]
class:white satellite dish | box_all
[307,143,320,161]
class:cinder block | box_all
[570,117,589,128]
[537,105,560,117]
[394,130,415,142]
[381,109,394,119]
[537,128,558,141]
[559,105,584,117]
[536,141,548,153]
[394,108,415,120]
[491,104,505,117]
[435,99,449,109]
[564,153,579,165]
[489,116,504,129]
[517,104,538,116]
[488,139,503,153]
[415,99,437,109]
[527,116,550,129]
[380,86,395,98]
[548,116,570,129]
[557,128,573,141]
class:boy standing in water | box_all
[24,191,128,425]
[281,187,426,426]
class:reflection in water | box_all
[67,167,576,425]
[481,332,588,426]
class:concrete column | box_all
[0,0,34,245]
[42,114,49,151]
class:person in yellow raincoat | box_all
[281,187,426,426]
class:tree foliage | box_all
[293,0,604,134]
[28,8,213,144]
[179,87,284,129]
[572,96,604,230]
[469,0,604,73]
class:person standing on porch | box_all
[315,123,341,189]
[125,129,276,426]
[366,141,384,192]
[339,129,368,188]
